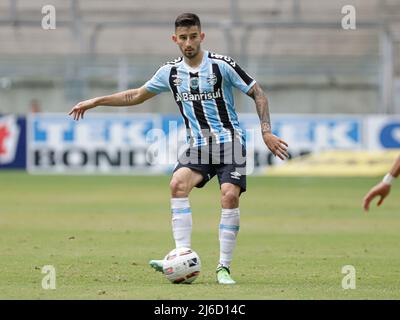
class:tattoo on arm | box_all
[247,83,271,134]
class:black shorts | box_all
[173,138,247,193]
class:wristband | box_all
[382,173,395,185]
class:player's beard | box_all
[182,46,200,60]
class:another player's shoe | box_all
[149,259,164,273]
[216,264,236,284]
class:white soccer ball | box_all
[162,247,201,284]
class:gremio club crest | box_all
[190,77,199,90]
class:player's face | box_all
[173,26,205,59]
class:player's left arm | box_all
[247,83,289,160]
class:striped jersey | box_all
[144,50,256,146]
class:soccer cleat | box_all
[216,264,236,284]
[149,259,164,273]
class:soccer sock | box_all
[219,208,240,268]
[171,197,192,249]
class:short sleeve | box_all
[223,59,256,94]
[144,65,171,94]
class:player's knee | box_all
[170,177,189,197]
[221,190,239,208]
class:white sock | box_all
[171,197,192,248]
[219,208,240,268]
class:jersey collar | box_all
[183,50,208,73]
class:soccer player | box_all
[68,13,289,284]
[363,155,400,211]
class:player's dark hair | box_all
[175,13,201,30]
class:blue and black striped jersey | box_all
[144,51,256,146]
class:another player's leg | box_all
[216,183,241,284]
[149,167,203,273]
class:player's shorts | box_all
[173,138,247,193]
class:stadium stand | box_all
[0,0,399,114]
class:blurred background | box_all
[2,1,400,300]
[1,0,400,174]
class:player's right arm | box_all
[214,54,289,160]
[246,83,289,161]
[363,155,400,211]
[68,86,157,121]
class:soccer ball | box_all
[162,247,201,284]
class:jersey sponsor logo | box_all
[207,73,217,86]
[230,171,242,180]
[190,77,199,90]
[175,88,222,102]
[209,52,236,67]
[0,115,20,165]
[172,74,182,87]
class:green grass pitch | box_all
[1,171,400,299]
